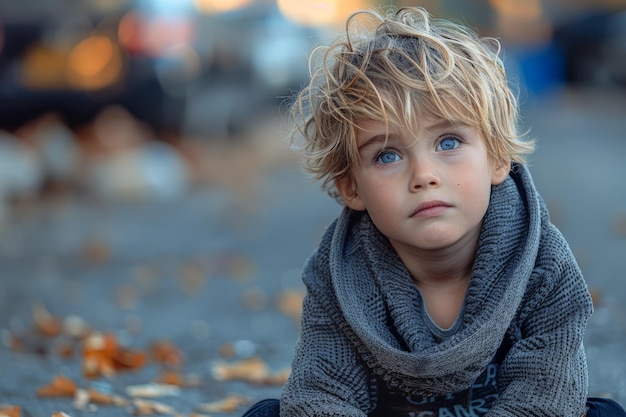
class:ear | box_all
[491,159,511,185]
[335,175,366,211]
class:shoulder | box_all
[518,215,593,323]
[301,208,363,288]
[303,207,371,272]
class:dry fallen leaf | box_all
[84,332,118,356]
[212,357,269,382]
[0,405,21,417]
[114,347,147,370]
[132,399,176,415]
[149,340,183,367]
[126,383,181,398]
[252,368,291,386]
[82,332,146,378]
[36,375,77,398]
[154,369,184,386]
[87,388,129,406]
[154,370,201,387]
[211,357,289,385]
[83,350,116,379]
[33,304,63,338]
[197,395,250,413]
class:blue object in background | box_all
[505,41,565,97]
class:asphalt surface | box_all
[0,88,625,415]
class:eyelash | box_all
[436,134,463,151]
[373,148,401,164]
[372,134,463,161]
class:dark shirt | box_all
[370,339,510,417]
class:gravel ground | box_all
[0,88,625,415]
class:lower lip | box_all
[413,205,449,218]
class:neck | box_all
[392,226,480,289]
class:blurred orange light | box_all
[489,0,542,20]
[66,36,125,90]
[278,0,369,27]
[489,0,551,43]
[277,0,338,26]
[193,0,253,14]
[21,45,68,89]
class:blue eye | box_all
[376,150,401,164]
[437,136,460,151]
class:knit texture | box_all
[280,164,593,417]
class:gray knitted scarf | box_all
[328,163,541,395]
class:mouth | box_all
[411,200,452,218]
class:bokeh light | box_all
[193,0,254,14]
[277,0,370,27]
[488,0,542,20]
[20,45,67,90]
[118,10,195,57]
[66,35,126,90]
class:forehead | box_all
[355,115,459,140]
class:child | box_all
[242,6,626,417]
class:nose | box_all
[410,157,441,191]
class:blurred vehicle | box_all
[553,9,626,89]
[0,0,316,137]
[0,2,187,133]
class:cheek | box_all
[457,173,492,206]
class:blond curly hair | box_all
[288,6,534,200]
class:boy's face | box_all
[337,116,509,255]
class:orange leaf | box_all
[36,375,77,397]
[0,405,21,417]
[83,332,118,356]
[212,357,269,381]
[131,399,175,415]
[114,348,146,371]
[154,370,201,387]
[33,304,63,338]
[83,351,116,379]
[154,369,183,386]
[197,395,250,413]
[87,388,129,406]
[149,340,183,367]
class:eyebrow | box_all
[357,119,462,150]
[425,119,458,131]
[357,134,395,151]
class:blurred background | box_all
[1,0,625,415]
[0,0,624,209]
[0,0,625,206]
